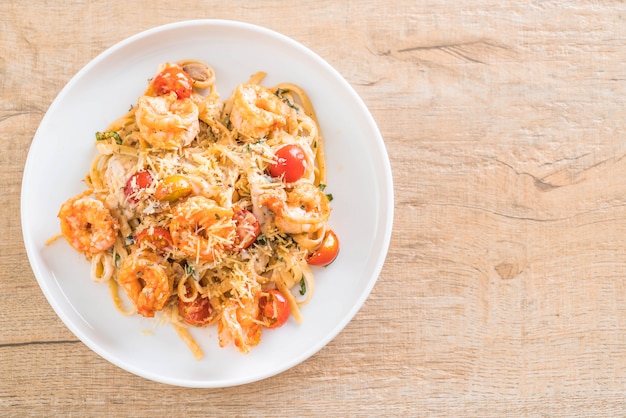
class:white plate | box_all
[21,20,393,388]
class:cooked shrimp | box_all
[135,92,200,149]
[169,196,236,262]
[256,181,330,234]
[217,296,262,354]
[229,83,290,140]
[117,250,173,317]
[58,191,119,255]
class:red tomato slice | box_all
[124,170,153,203]
[307,229,339,266]
[135,226,173,251]
[178,294,213,327]
[232,208,261,250]
[152,66,193,99]
[257,290,290,329]
[269,144,306,183]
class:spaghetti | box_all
[55,60,339,358]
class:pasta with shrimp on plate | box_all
[54,60,339,358]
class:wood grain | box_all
[3,1,626,416]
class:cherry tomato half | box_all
[257,289,290,329]
[178,294,213,327]
[232,208,261,250]
[152,66,193,99]
[307,229,339,266]
[135,226,173,251]
[124,170,153,203]
[269,144,307,183]
[154,174,193,203]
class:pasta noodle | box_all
[54,60,338,358]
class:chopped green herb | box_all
[318,183,327,191]
[274,88,299,111]
[185,264,199,280]
[299,277,307,295]
[283,97,299,111]
[257,234,267,246]
[325,193,334,202]
[95,131,122,145]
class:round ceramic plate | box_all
[21,20,393,388]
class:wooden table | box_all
[3,1,626,415]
